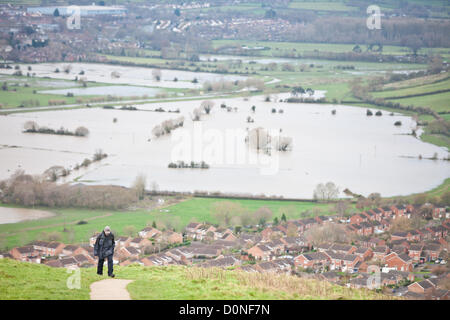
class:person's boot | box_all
[109,274,115,278]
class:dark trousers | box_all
[97,255,113,276]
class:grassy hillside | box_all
[0,258,393,300]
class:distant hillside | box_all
[0,259,394,300]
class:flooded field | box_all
[0,207,54,224]
[0,63,248,89]
[0,93,447,198]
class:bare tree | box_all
[313,182,339,201]
[254,206,273,227]
[123,225,137,237]
[212,201,244,227]
[191,107,202,121]
[132,173,147,200]
[152,69,162,81]
[334,200,350,217]
[75,126,89,137]
[23,121,39,132]
[304,222,350,246]
[201,100,215,114]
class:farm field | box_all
[211,39,450,59]
[385,91,450,114]
[372,78,450,99]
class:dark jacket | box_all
[94,231,115,259]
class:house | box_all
[115,236,131,248]
[354,247,373,261]
[373,246,390,260]
[140,253,174,266]
[73,253,95,267]
[381,206,393,217]
[359,222,374,236]
[422,244,441,261]
[31,240,51,253]
[247,244,272,261]
[349,275,372,289]
[353,260,368,273]
[138,227,162,239]
[315,243,333,252]
[319,271,340,283]
[369,208,383,221]
[254,261,279,273]
[61,245,88,257]
[427,225,448,239]
[360,237,386,248]
[265,239,285,255]
[391,205,407,217]
[10,246,37,261]
[200,256,241,268]
[161,231,183,244]
[350,213,367,225]
[391,245,408,255]
[324,251,362,272]
[269,258,294,274]
[191,246,221,259]
[431,205,447,219]
[391,231,408,241]
[294,252,329,270]
[406,230,421,242]
[329,243,357,255]
[371,220,384,234]
[348,224,363,235]
[362,211,376,221]
[185,222,202,234]
[128,237,152,249]
[408,279,436,295]
[417,228,432,240]
[220,232,237,242]
[387,269,415,282]
[119,246,141,259]
[384,253,413,272]
[213,227,233,240]
[408,244,424,261]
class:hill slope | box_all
[0,259,394,300]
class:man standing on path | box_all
[94,226,115,278]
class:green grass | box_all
[0,258,98,299]
[388,91,450,113]
[0,197,332,249]
[0,259,392,300]
[289,1,357,12]
[372,78,450,100]
[212,39,449,58]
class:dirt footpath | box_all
[89,279,134,300]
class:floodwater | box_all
[0,63,248,89]
[0,92,448,198]
[39,85,162,97]
[0,207,54,224]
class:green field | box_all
[212,39,449,58]
[0,198,333,249]
[289,1,357,11]
[0,259,391,300]
[387,91,450,114]
[372,78,450,100]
